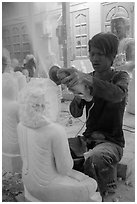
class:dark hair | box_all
[14,66,23,73]
[2,56,8,73]
[24,58,36,77]
[88,32,119,60]
[49,65,61,85]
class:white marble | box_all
[25,78,61,122]
[113,37,135,114]
[12,71,27,91]
[17,79,100,202]
[2,73,22,173]
[126,69,135,114]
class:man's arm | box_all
[92,71,130,103]
[70,95,86,118]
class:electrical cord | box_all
[123,124,135,129]
[75,102,95,137]
[76,118,85,123]
[123,127,135,133]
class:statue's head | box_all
[18,86,48,128]
[111,11,130,40]
[2,73,18,100]
[18,78,60,128]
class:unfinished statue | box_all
[111,11,135,73]
[2,73,22,173]
[111,11,135,114]
[17,78,101,202]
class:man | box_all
[58,32,130,198]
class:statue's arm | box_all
[116,39,135,73]
[16,103,20,123]
[52,125,73,175]
[67,169,90,181]
[116,61,135,73]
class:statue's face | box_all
[115,20,126,39]
[112,18,127,40]
[30,95,45,114]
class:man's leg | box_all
[84,142,123,196]
[68,136,87,172]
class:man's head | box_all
[88,32,119,73]
[24,54,36,77]
[11,58,19,70]
[22,68,29,77]
[111,12,130,40]
[22,68,30,82]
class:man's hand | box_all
[57,67,93,100]
[57,67,94,101]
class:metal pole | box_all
[62,2,70,69]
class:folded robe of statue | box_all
[17,79,100,202]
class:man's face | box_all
[22,69,29,77]
[89,47,112,73]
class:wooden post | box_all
[27,3,38,77]
[62,2,70,69]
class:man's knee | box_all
[84,152,104,177]
[85,151,104,167]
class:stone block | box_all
[15,193,25,202]
[2,154,22,174]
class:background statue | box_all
[2,48,11,73]
[111,11,135,114]
[111,11,135,73]
[2,73,22,174]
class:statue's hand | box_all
[68,169,89,182]
[113,53,126,68]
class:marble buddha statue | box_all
[25,77,61,122]
[17,78,101,202]
[111,11,135,73]
[111,11,135,114]
[13,71,27,91]
[2,73,22,173]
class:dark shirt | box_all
[70,69,129,148]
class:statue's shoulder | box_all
[119,37,135,53]
[125,38,134,49]
[48,122,67,139]
[51,122,66,132]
